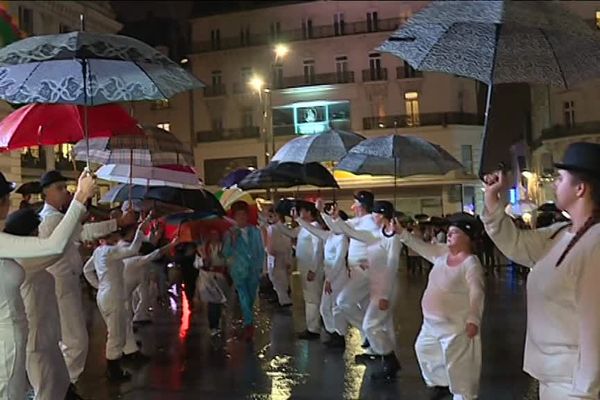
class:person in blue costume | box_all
[223,201,265,342]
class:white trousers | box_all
[362,285,397,355]
[0,323,26,400]
[97,292,126,360]
[26,347,70,400]
[267,255,291,305]
[415,319,481,400]
[53,273,88,382]
[320,270,350,335]
[123,297,138,355]
[334,265,369,333]
[539,381,594,400]
[299,266,323,334]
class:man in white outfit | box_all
[37,171,136,386]
[277,200,324,339]
[266,204,293,307]
[319,192,377,350]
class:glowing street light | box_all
[248,75,265,92]
[274,43,289,60]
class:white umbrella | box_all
[97,164,203,189]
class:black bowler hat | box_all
[554,142,600,178]
[353,190,374,209]
[40,170,68,189]
[373,200,394,220]
[3,207,41,236]
[293,199,316,214]
[0,172,16,198]
[448,212,482,240]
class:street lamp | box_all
[274,43,289,60]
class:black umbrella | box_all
[100,184,146,203]
[238,168,301,191]
[271,128,365,163]
[16,181,41,195]
[144,187,225,215]
[268,162,339,189]
[378,1,600,175]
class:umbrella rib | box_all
[12,62,43,105]
[539,28,568,89]
[135,62,170,100]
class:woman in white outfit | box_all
[334,201,402,380]
[91,217,150,381]
[395,213,485,400]
[0,171,95,400]
[292,208,349,348]
[276,200,324,340]
[482,142,600,400]
[266,204,293,307]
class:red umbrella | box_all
[0,103,143,150]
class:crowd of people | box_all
[0,142,598,400]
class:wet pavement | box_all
[77,267,539,400]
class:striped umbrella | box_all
[72,126,193,167]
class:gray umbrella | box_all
[0,31,204,105]
[377,0,600,175]
[271,128,365,163]
[336,134,463,177]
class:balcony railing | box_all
[192,17,405,53]
[396,65,423,79]
[362,68,388,82]
[274,71,355,89]
[203,84,226,97]
[196,126,260,142]
[541,121,600,141]
[363,112,483,130]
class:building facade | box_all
[0,1,122,205]
[131,0,486,216]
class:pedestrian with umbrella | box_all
[393,213,485,400]
[222,201,265,342]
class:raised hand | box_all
[315,198,325,213]
[483,170,508,213]
[466,322,479,338]
[74,170,96,203]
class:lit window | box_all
[596,11,600,29]
[157,122,170,131]
[404,92,420,126]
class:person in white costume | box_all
[7,209,76,400]
[265,204,293,307]
[482,142,600,400]
[0,171,95,400]
[91,216,151,381]
[318,192,378,351]
[292,207,349,348]
[395,213,485,400]
[333,200,402,380]
[276,200,324,340]
[37,170,136,386]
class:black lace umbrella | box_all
[378,1,600,175]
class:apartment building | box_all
[131,1,486,216]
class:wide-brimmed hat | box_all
[0,172,16,198]
[554,142,600,178]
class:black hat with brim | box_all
[448,212,482,240]
[373,200,394,220]
[554,142,600,178]
[0,172,16,198]
[40,170,68,189]
[3,207,41,236]
[353,190,374,209]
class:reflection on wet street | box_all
[78,268,539,399]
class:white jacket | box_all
[322,213,378,265]
[482,204,600,398]
[276,221,324,274]
[38,203,118,277]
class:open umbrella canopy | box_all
[144,186,225,215]
[271,128,365,163]
[336,135,463,177]
[160,211,234,243]
[73,126,194,167]
[238,168,302,191]
[96,164,202,189]
[378,1,600,89]
[0,31,204,105]
[219,168,254,188]
[0,103,143,150]
[100,184,146,204]
[268,161,339,188]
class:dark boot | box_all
[429,386,452,400]
[297,330,320,340]
[354,353,377,364]
[361,338,370,349]
[324,333,345,349]
[123,351,151,364]
[65,383,84,400]
[370,353,401,380]
[106,358,131,382]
